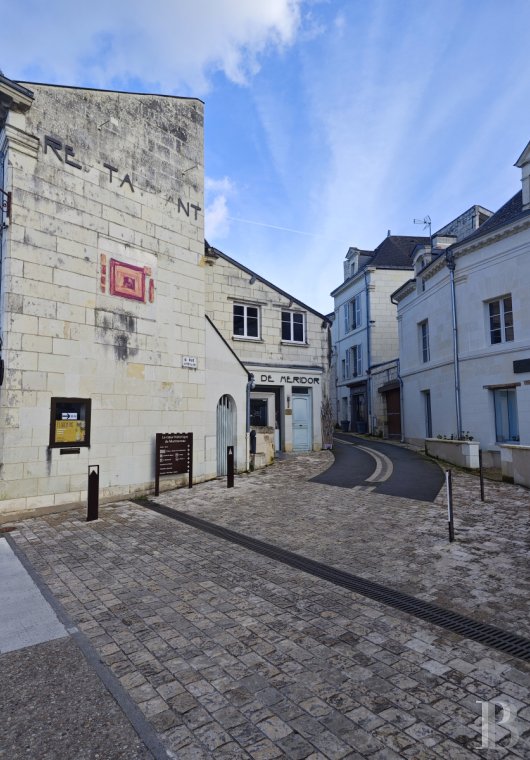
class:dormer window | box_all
[344,247,360,280]
[413,251,433,276]
[415,256,425,275]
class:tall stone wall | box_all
[0,84,206,515]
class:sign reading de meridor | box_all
[155,432,193,495]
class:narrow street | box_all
[2,450,529,759]
[312,435,444,502]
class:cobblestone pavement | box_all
[155,450,530,638]
[9,450,530,759]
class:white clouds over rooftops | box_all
[1,0,303,93]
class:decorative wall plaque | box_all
[100,256,156,303]
[110,259,146,302]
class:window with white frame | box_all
[351,345,362,376]
[349,294,362,330]
[488,295,514,344]
[345,349,351,378]
[341,358,346,380]
[493,388,519,442]
[233,303,259,338]
[419,320,430,363]
[343,301,349,334]
[281,311,305,342]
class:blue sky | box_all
[2,0,530,313]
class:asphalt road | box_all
[311,434,444,502]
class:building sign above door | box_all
[259,373,320,385]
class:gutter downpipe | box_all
[390,288,409,444]
[396,358,405,443]
[246,373,255,470]
[364,270,372,433]
[446,252,463,439]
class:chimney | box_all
[387,229,391,237]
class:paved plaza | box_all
[2,448,529,759]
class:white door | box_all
[292,395,311,451]
[217,395,236,475]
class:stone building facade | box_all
[0,76,249,519]
[205,246,331,456]
[0,75,330,520]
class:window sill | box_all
[232,336,264,343]
[280,340,308,347]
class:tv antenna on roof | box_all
[413,215,431,239]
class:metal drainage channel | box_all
[134,499,530,663]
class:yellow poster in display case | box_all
[55,419,86,443]
[49,398,91,448]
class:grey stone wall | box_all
[0,83,208,515]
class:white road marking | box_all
[357,445,394,482]
[333,437,394,483]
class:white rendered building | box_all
[392,143,530,467]
[330,236,428,438]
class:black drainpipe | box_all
[396,358,405,443]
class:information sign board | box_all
[155,432,193,495]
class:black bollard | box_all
[87,465,99,522]
[445,469,454,542]
[479,449,485,502]
[227,446,234,488]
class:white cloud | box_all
[205,176,235,195]
[1,0,303,94]
[205,195,231,240]
[205,175,235,241]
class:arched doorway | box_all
[216,395,236,475]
